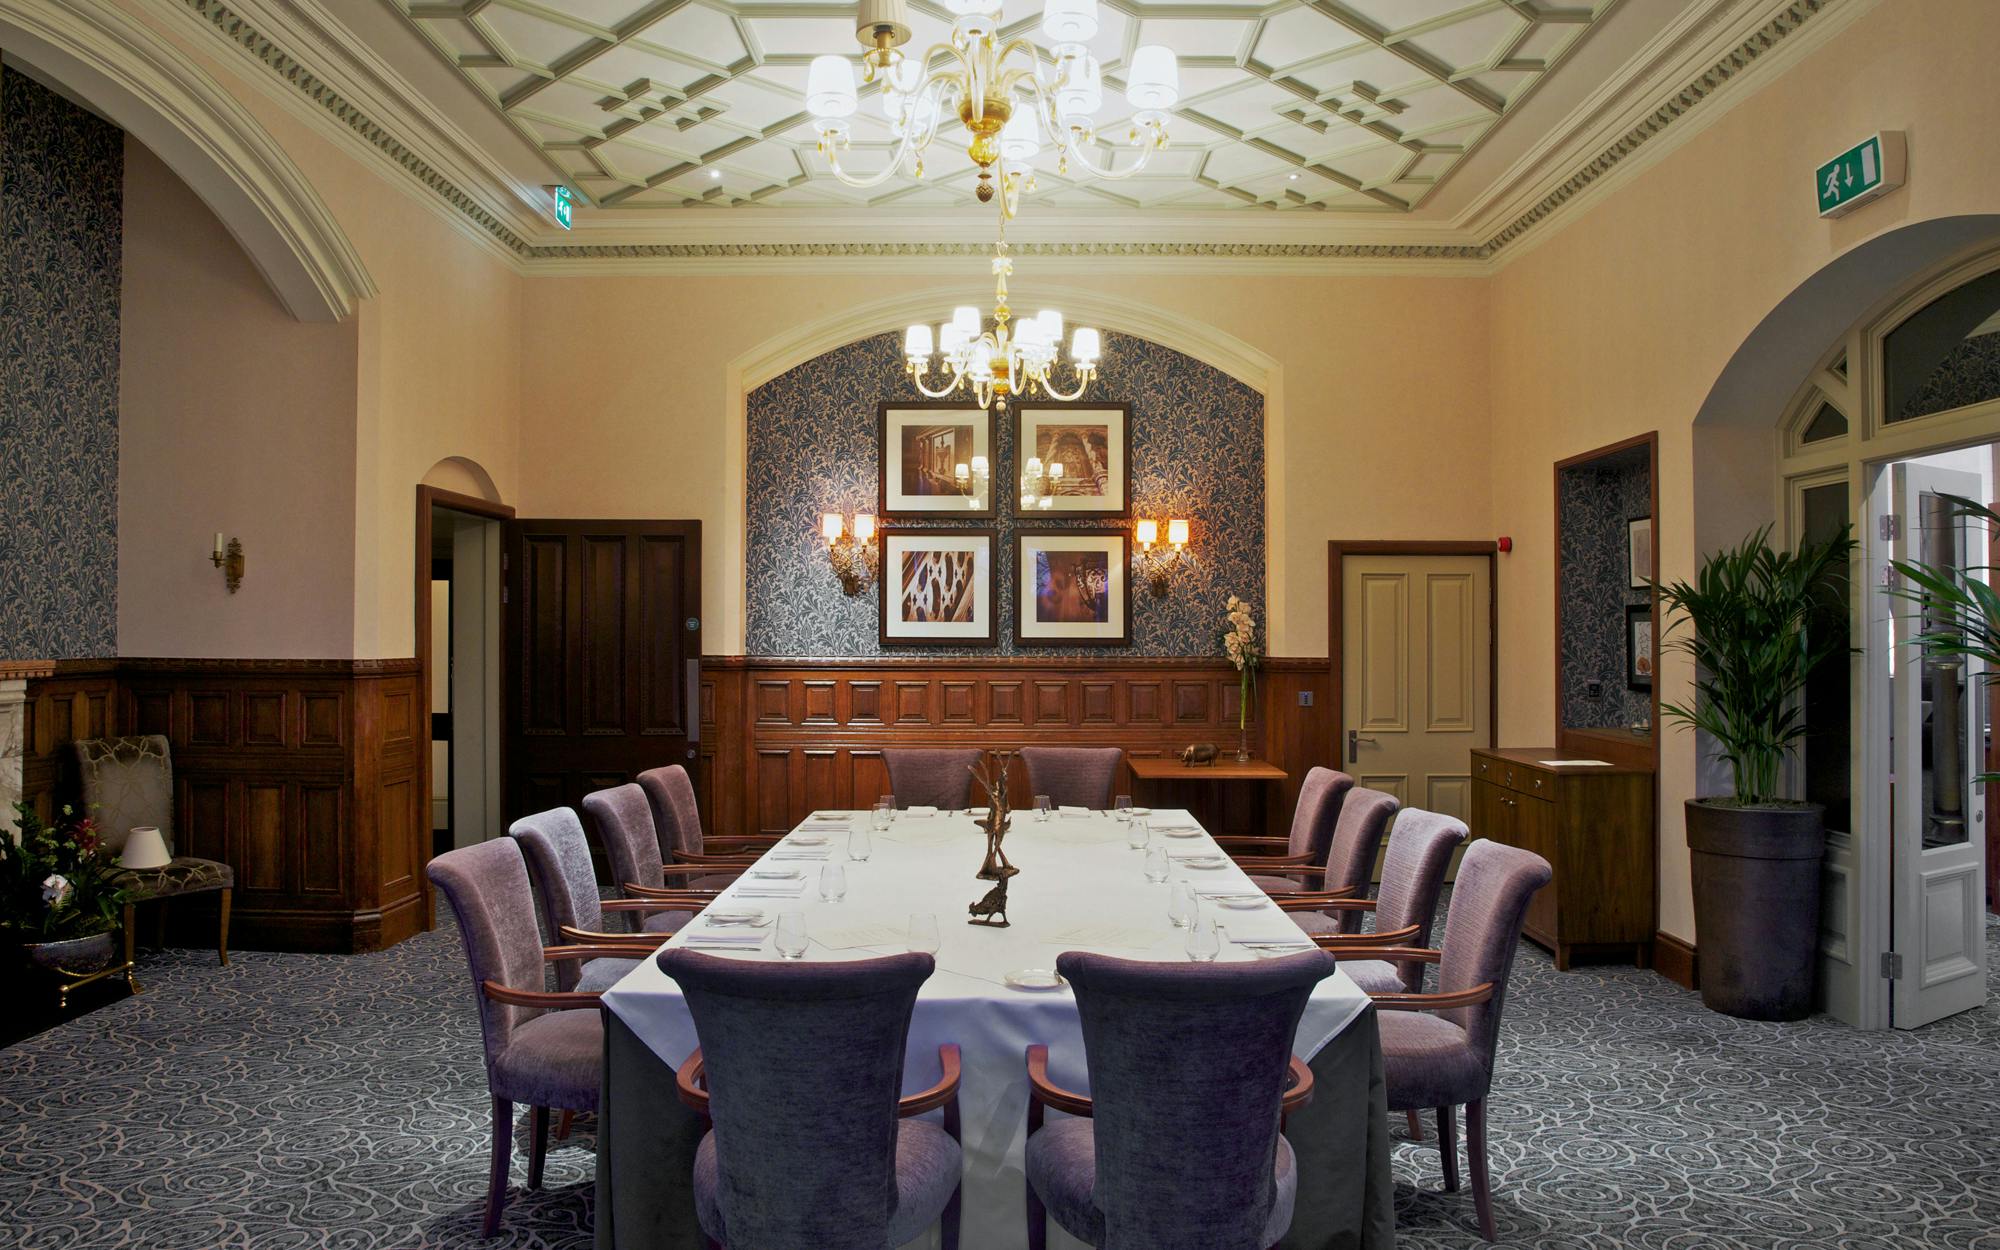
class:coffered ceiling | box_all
[390,0,1619,216]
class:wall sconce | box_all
[1133,517,1190,597]
[822,512,878,595]
[211,532,244,594]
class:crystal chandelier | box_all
[903,234,1100,413]
[805,0,1180,218]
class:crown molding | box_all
[160,0,1849,275]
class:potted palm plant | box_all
[1657,525,1854,1020]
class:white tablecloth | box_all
[601,809,1369,1250]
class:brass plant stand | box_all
[53,959,139,1011]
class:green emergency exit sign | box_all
[1816,132,1905,217]
[552,185,573,230]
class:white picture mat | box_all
[884,407,989,513]
[1018,532,1127,640]
[1019,407,1126,513]
[883,533,991,638]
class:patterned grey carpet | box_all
[2,910,1996,1249]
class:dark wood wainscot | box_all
[699,657,1332,840]
[1470,747,1654,970]
[21,659,426,954]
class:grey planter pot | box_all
[1685,800,1825,1021]
[22,930,117,975]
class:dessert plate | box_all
[1003,969,1067,991]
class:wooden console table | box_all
[1127,757,1288,783]
[1127,757,1288,836]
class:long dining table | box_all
[594,807,1397,1250]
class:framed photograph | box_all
[1627,516,1653,589]
[879,527,997,647]
[1015,405,1131,518]
[1015,528,1131,646]
[1625,603,1654,691]
[879,404,995,518]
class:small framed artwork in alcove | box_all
[879,528,997,647]
[879,403,996,518]
[1626,603,1654,691]
[1627,516,1653,588]
[1016,405,1131,517]
[1015,529,1131,646]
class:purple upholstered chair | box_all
[586,780,743,896]
[509,807,687,993]
[1282,808,1468,991]
[1216,767,1353,878]
[1019,746,1122,809]
[1238,786,1398,924]
[882,747,984,810]
[1338,838,1552,1242]
[661,950,965,1250]
[1024,949,1334,1250]
[638,764,777,862]
[429,839,626,1236]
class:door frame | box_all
[1327,540,1500,769]
[415,486,515,922]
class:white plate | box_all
[702,908,769,926]
[749,869,802,880]
[790,834,829,846]
[1175,856,1229,869]
[1161,828,1205,839]
[1004,969,1067,992]
[1214,896,1267,910]
[1130,806,1152,817]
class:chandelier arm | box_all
[1055,127,1165,181]
[824,136,925,189]
[1035,366,1092,402]
[908,368,963,400]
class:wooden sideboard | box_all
[1470,746,1655,969]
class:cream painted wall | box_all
[1488,0,2000,940]
[118,138,359,658]
[515,272,1491,657]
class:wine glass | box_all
[1168,882,1197,928]
[775,912,808,960]
[1034,794,1052,822]
[1126,817,1150,852]
[819,862,848,903]
[1186,915,1221,963]
[1113,794,1133,822]
[1144,845,1170,884]
[908,913,940,955]
[848,827,873,862]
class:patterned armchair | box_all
[74,735,232,967]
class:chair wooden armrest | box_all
[669,852,760,867]
[1310,922,1421,949]
[1275,894,1370,912]
[659,864,744,881]
[1212,837,1295,855]
[676,1049,710,1114]
[558,924,666,947]
[696,838,780,855]
[1230,855,1323,871]
[898,1045,962,1118]
[602,897,688,918]
[544,942,657,963]
[1322,945,1441,964]
[1368,982,1494,1012]
[482,980,600,1010]
[1025,1044,1094,1118]
[1281,1056,1315,1116]
[622,882,720,903]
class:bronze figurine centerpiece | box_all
[966,750,1020,928]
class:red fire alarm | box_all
[1497,536,1513,553]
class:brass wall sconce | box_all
[1133,518,1190,597]
[821,512,879,595]
[211,532,245,594]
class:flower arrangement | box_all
[1222,595,1262,759]
[1,803,130,943]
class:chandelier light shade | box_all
[905,240,1101,413]
[808,0,1178,217]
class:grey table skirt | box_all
[594,1004,1397,1250]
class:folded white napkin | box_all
[1058,805,1089,817]
[906,805,939,818]
[680,933,767,948]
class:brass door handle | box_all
[1346,730,1378,764]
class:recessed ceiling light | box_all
[708,168,721,179]
[1288,173,1299,181]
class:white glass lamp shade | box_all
[1014,316,1047,353]
[1056,54,1102,125]
[904,323,934,358]
[120,826,171,870]
[942,0,1001,15]
[822,512,845,543]
[1042,0,1099,44]
[1036,310,1064,346]
[971,455,989,475]
[999,107,1041,162]
[1125,45,1179,110]
[852,514,877,543]
[950,306,981,338]
[806,55,858,118]
[1135,518,1158,548]
[940,321,968,356]
[1167,518,1190,547]
[1071,326,1101,363]
[1048,462,1064,480]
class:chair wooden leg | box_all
[1027,1182,1047,1250]
[1436,1104,1459,1193]
[555,1109,573,1141]
[123,903,136,968]
[527,1105,549,1190]
[155,900,168,949]
[483,1097,512,1238]
[943,1181,961,1250]
[1467,1098,1496,1243]
[217,888,232,967]
[1406,1109,1424,1141]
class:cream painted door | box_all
[1342,555,1493,835]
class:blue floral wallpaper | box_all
[0,69,123,660]
[746,330,1265,657]
[1558,446,1651,730]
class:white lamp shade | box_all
[120,826,171,870]
[969,341,994,378]
[999,106,1041,162]
[971,455,989,474]
[1036,309,1064,342]
[1125,45,1179,110]
[1135,518,1158,547]
[852,514,877,542]
[1042,0,1099,44]
[942,0,1001,15]
[1056,54,1102,123]
[822,512,845,543]
[951,306,981,337]
[1167,518,1191,546]
[1071,326,1101,362]
[1014,316,1048,352]
[806,55,858,118]
[904,323,934,357]
[940,321,968,355]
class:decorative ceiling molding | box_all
[167,0,1848,271]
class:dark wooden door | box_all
[504,520,701,831]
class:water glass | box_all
[775,912,808,960]
[1126,818,1150,852]
[1113,794,1133,822]
[1034,794,1052,822]
[819,862,848,903]
[872,797,894,831]
[1144,845,1171,884]
[1168,881,1197,928]
[848,827,873,862]
[908,913,940,955]
[1186,915,1221,963]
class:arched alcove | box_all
[421,455,504,505]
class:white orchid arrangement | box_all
[1221,595,1262,730]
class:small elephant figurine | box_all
[1181,742,1219,766]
